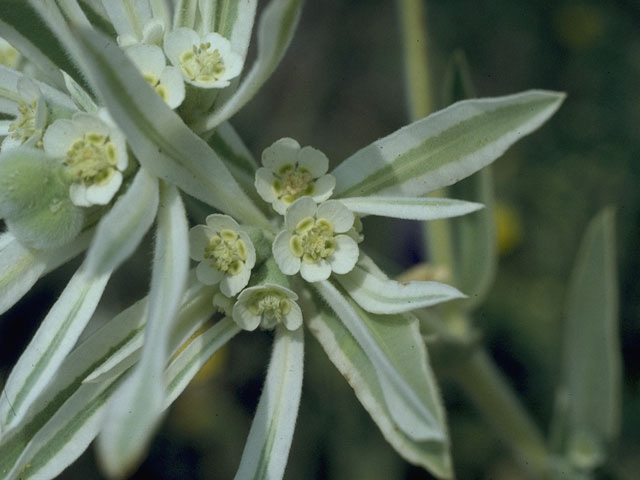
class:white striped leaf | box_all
[97,184,189,478]
[338,196,483,221]
[85,168,159,276]
[305,292,452,479]
[69,25,270,228]
[314,280,446,443]
[195,0,304,133]
[332,91,565,198]
[234,325,304,480]
[336,263,464,314]
[173,0,198,30]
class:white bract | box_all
[3,77,47,151]
[273,197,359,282]
[43,111,128,207]
[164,28,243,89]
[256,137,336,214]
[189,214,256,297]
[125,44,185,109]
[233,283,302,331]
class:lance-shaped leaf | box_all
[332,90,565,198]
[68,25,270,228]
[0,266,110,431]
[97,184,189,478]
[314,280,446,443]
[85,168,159,276]
[552,208,621,469]
[0,229,93,315]
[305,294,452,479]
[338,196,483,221]
[195,0,304,133]
[0,277,217,479]
[234,325,304,480]
[336,263,464,315]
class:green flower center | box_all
[143,72,168,102]
[8,100,38,144]
[205,228,248,275]
[272,165,314,204]
[290,216,336,263]
[247,291,291,324]
[179,42,226,83]
[65,132,118,185]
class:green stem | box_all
[450,348,550,477]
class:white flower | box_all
[43,111,128,207]
[232,284,302,331]
[164,28,242,89]
[273,197,359,282]
[126,44,185,109]
[117,18,165,47]
[2,77,48,151]
[189,214,256,297]
[255,138,336,215]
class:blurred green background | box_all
[1,0,639,478]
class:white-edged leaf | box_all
[338,196,483,221]
[85,168,159,276]
[0,266,110,430]
[0,276,216,478]
[0,228,93,315]
[305,293,452,479]
[165,316,241,406]
[97,184,189,478]
[336,263,464,314]
[173,0,198,30]
[70,25,270,228]
[332,91,565,198]
[196,0,304,133]
[314,280,445,442]
[62,70,98,112]
[234,325,304,480]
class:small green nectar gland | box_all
[65,133,118,185]
[8,100,38,144]
[290,217,336,263]
[273,165,314,203]
[180,43,225,83]
[142,72,168,102]
[205,228,248,275]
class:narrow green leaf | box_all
[336,263,464,314]
[70,25,270,228]
[332,91,565,198]
[554,208,621,468]
[234,325,304,480]
[85,168,159,277]
[196,0,304,133]
[314,280,446,442]
[305,295,452,479]
[97,184,189,478]
[173,0,198,30]
[338,196,483,221]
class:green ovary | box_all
[8,100,38,144]
[247,291,291,323]
[65,133,118,185]
[205,229,247,275]
[291,217,336,263]
[179,43,226,83]
[273,166,314,203]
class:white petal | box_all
[317,200,354,233]
[126,44,166,77]
[68,182,91,207]
[232,300,261,331]
[255,167,278,202]
[219,50,243,81]
[188,225,214,261]
[220,266,251,297]
[43,119,80,158]
[284,197,317,231]
[71,112,110,136]
[0,119,11,136]
[283,301,303,330]
[16,77,41,103]
[300,259,331,282]
[1,134,21,152]
[205,213,240,232]
[158,66,185,109]
[142,18,165,45]
[311,174,336,203]
[272,231,300,275]
[239,231,257,267]
[196,261,224,285]
[163,27,199,67]
[262,137,299,170]
[328,235,359,274]
[297,146,328,177]
[272,199,288,216]
[202,32,232,54]
[84,171,123,205]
